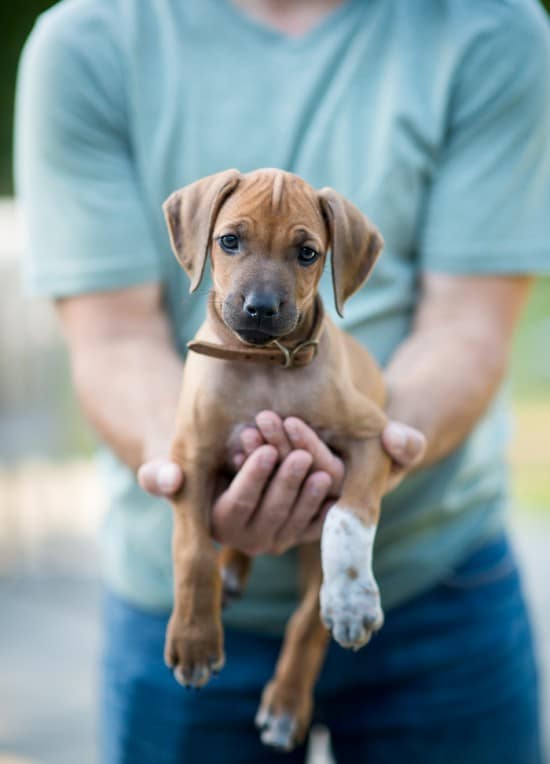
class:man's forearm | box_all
[70,338,183,470]
[384,327,505,466]
[56,285,184,472]
[383,274,531,468]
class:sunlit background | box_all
[0,3,549,763]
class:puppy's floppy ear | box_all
[318,188,384,317]
[163,169,242,292]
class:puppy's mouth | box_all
[221,299,299,347]
[233,328,278,346]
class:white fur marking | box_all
[320,505,383,649]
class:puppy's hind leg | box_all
[218,547,253,606]
[256,543,329,752]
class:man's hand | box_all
[211,413,344,555]
[138,412,343,555]
[138,458,184,497]
[138,412,426,555]
[382,420,426,492]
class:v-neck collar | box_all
[214,0,363,51]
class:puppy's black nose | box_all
[243,292,280,320]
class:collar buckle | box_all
[272,339,320,368]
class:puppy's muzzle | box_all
[222,290,297,346]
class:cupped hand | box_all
[211,412,344,556]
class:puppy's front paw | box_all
[320,576,383,650]
[164,615,225,688]
[320,504,383,650]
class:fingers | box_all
[239,426,264,456]
[283,417,344,494]
[214,448,319,555]
[382,421,426,469]
[211,445,278,542]
[299,499,333,544]
[271,471,332,553]
[225,424,263,472]
[137,459,183,497]
[216,414,344,555]
[233,412,295,473]
[255,411,293,460]
[247,450,313,541]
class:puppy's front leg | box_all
[320,437,391,651]
[165,453,225,688]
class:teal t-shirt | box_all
[16,0,550,632]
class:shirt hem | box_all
[23,262,163,298]
[421,246,550,275]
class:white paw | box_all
[320,504,384,650]
[320,575,383,650]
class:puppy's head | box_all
[164,168,383,345]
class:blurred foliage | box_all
[0,2,58,195]
[510,277,550,514]
[511,278,550,401]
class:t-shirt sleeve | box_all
[15,7,162,297]
[420,1,550,274]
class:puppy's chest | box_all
[197,361,327,427]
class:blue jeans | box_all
[100,534,542,763]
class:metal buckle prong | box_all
[272,340,292,368]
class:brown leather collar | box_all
[187,297,325,369]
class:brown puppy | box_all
[163,168,391,750]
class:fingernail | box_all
[157,463,181,492]
[385,423,406,452]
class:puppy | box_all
[162,168,391,750]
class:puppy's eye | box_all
[297,246,319,266]
[219,234,240,253]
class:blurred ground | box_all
[0,578,100,764]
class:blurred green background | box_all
[0,0,549,515]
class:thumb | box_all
[137,459,184,497]
[382,421,426,469]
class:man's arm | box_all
[56,284,183,474]
[383,272,532,468]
